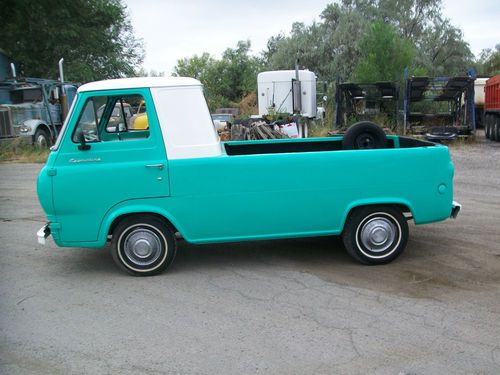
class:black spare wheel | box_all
[342,121,387,150]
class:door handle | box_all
[145,163,164,170]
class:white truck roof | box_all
[78,77,201,92]
[77,76,221,160]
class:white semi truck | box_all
[257,70,317,138]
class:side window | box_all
[105,95,150,137]
[72,96,108,142]
[105,98,129,133]
[73,94,149,143]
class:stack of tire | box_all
[485,114,500,142]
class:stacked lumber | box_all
[230,122,288,141]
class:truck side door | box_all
[52,89,168,243]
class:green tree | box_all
[353,21,415,82]
[354,0,442,41]
[0,0,144,82]
[475,44,500,76]
[416,17,473,76]
[174,53,215,80]
[263,0,472,82]
[135,68,165,77]
[173,41,263,111]
[218,40,263,101]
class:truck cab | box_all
[37,77,460,276]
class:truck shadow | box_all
[66,235,351,276]
[63,224,500,301]
[173,235,352,271]
[173,228,500,300]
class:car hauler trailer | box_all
[335,80,399,131]
[403,68,475,141]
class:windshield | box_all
[11,88,43,104]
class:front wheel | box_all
[111,216,177,276]
[34,128,51,148]
[342,206,409,265]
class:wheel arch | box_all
[340,199,414,233]
[25,119,52,137]
[108,212,177,235]
[98,203,186,245]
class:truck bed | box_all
[224,136,435,156]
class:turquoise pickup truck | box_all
[36,77,461,276]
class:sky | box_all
[125,0,500,75]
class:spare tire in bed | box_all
[342,121,387,150]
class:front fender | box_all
[22,119,51,136]
[96,199,187,247]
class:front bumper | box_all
[451,201,461,219]
[37,224,51,245]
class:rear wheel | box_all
[342,206,409,265]
[485,114,491,139]
[111,216,176,276]
[492,117,499,142]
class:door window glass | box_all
[72,94,150,144]
[105,95,150,138]
[72,96,108,142]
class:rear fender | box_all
[340,198,415,233]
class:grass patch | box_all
[0,138,49,163]
[308,120,332,137]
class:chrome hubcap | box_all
[360,217,396,253]
[123,228,162,266]
[36,135,47,147]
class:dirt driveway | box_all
[1,135,499,374]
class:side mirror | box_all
[77,130,91,151]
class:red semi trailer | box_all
[484,75,500,141]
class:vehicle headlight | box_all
[20,122,34,133]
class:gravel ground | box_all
[1,134,499,374]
